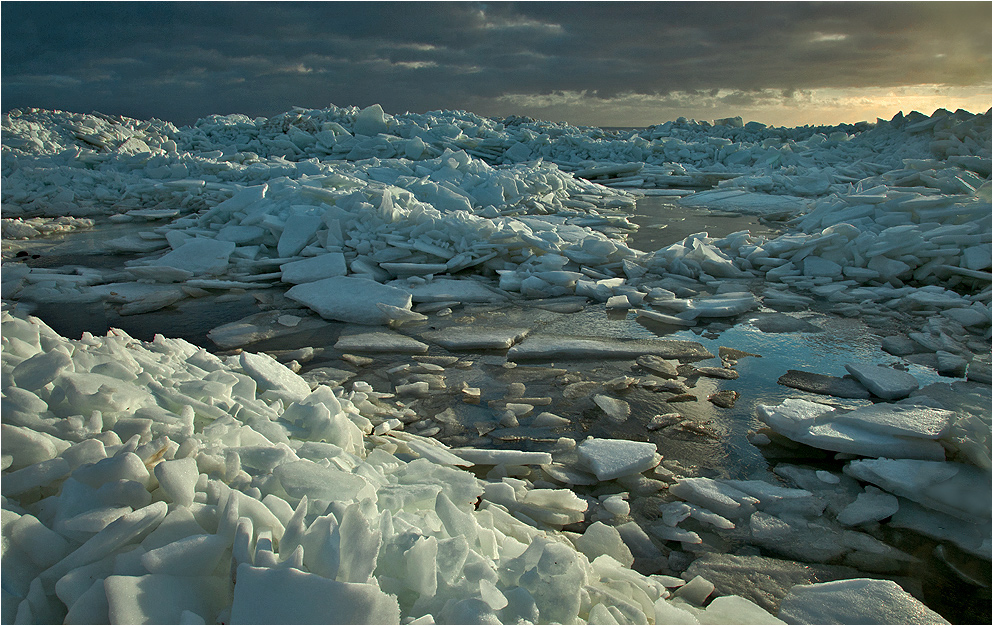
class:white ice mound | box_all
[778,578,949,625]
[285,276,413,324]
[2,310,785,624]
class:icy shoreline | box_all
[3,103,991,623]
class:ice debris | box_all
[5,105,991,350]
[2,310,795,624]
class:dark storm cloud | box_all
[2,1,990,125]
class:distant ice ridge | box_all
[3,104,986,215]
[2,310,821,624]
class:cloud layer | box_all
[3,2,990,127]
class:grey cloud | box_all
[2,2,990,126]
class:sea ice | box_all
[777,578,949,625]
[285,276,413,325]
[207,310,331,348]
[756,400,947,461]
[844,363,920,400]
[836,487,899,526]
[147,238,236,276]
[684,553,862,615]
[231,564,401,624]
[280,253,348,284]
[833,403,953,439]
[334,330,429,354]
[776,369,871,399]
[844,458,992,524]
[452,448,553,466]
[577,438,660,481]
[4,100,989,626]
[421,327,529,350]
[593,394,631,422]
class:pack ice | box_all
[3,311,802,624]
[3,105,990,357]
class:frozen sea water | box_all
[3,104,990,624]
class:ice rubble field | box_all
[1,103,991,624]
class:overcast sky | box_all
[3,1,990,128]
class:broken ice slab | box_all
[649,523,702,545]
[391,434,473,466]
[636,355,680,378]
[682,293,759,319]
[683,553,862,615]
[777,369,871,399]
[285,276,413,325]
[833,404,954,440]
[421,327,530,351]
[334,329,428,354]
[593,394,630,422]
[279,253,348,284]
[276,214,322,258]
[118,289,186,316]
[692,366,739,380]
[576,437,660,481]
[747,312,823,334]
[126,265,195,283]
[889,499,992,560]
[207,310,332,349]
[845,458,992,525]
[541,463,598,488]
[635,309,697,327]
[40,501,169,586]
[378,262,450,278]
[678,189,810,216]
[836,486,899,526]
[106,234,171,253]
[756,399,947,461]
[145,238,236,275]
[778,578,949,625]
[525,296,589,313]
[844,363,920,400]
[396,277,509,303]
[231,565,401,625]
[507,336,713,362]
[239,351,313,402]
[450,448,553,466]
[669,477,759,519]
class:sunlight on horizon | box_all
[492,84,992,128]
